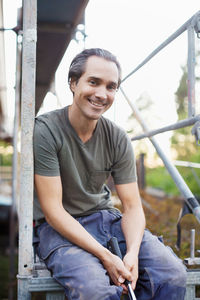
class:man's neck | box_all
[68,105,98,143]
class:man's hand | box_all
[115,182,145,292]
[101,250,133,293]
[123,252,138,290]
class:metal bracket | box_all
[194,14,200,38]
[191,121,200,146]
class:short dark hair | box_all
[68,48,122,87]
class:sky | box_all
[2,0,200,156]
[55,0,200,129]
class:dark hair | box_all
[68,48,122,87]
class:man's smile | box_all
[88,98,106,108]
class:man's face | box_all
[70,56,119,121]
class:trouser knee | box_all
[166,253,187,287]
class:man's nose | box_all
[95,86,107,100]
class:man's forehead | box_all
[85,55,115,67]
[84,56,119,82]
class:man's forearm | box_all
[121,206,146,256]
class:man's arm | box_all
[115,181,146,290]
[34,174,133,289]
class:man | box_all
[33,48,187,300]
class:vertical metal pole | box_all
[137,153,146,190]
[187,24,196,117]
[8,34,22,300]
[18,0,37,299]
[190,229,195,259]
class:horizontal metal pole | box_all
[122,11,200,83]
[186,270,200,285]
[29,277,64,292]
[131,115,200,141]
[174,160,200,169]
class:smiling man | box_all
[33,48,187,300]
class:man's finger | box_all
[118,275,125,283]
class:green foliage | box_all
[171,56,200,192]
[146,163,200,197]
[0,141,13,166]
[174,66,188,118]
[146,166,180,196]
[171,65,195,158]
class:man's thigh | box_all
[46,244,122,299]
[35,217,123,300]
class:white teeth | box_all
[89,100,104,107]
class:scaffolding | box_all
[120,11,200,224]
[15,1,200,299]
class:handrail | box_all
[122,11,200,83]
[122,11,200,118]
[131,115,200,141]
[174,160,200,169]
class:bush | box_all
[146,165,200,197]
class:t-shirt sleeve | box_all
[33,119,60,176]
[111,131,137,184]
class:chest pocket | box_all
[86,170,111,193]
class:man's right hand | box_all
[101,250,134,293]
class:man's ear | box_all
[70,79,77,93]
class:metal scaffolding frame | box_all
[120,11,200,226]
[16,1,200,298]
[119,11,200,300]
[17,0,36,299]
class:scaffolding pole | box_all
[120,87,200,223]
[8,33,22,300]
[121,11,200,84]
[17,0,37,299]
[131,115,200,141]
[187,23,196,117]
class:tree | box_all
[170,58,200,196]
[175,66,188,119]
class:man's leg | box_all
[135,230,187,300]
[109,210,187,300]
[115,228,186,299]
[45,243,123,300]
[35,217,123,300]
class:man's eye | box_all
[108,85,117,91]
[89,80,96,85]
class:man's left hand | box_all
[123,252,138,290]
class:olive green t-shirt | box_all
[33,106,137,220]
